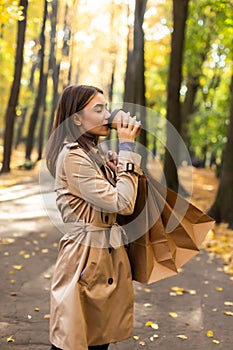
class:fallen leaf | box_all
[169,312,178,318]
[189,289,197,295]
[133,335,140,340]
[224,311,233,316]
[44,314,51,319]
[171,286,184,294]
[41,249,49,254]
[28,315,32,319]
[212,340,220,344]
[224,301,233,306]
[13,265,23,270]
[19,250,26,255]
[206,330,214,337]
[6,335,15,342]
[43,274,52,279]
[40,233,47,238]
[144,288,151,293]
[139,341,146,346]
[1,238,15,244]
[215,287,223,292]
[151,323,159,330]
[144,303,152,307]
[145,321,159,329]
[34,307,40,312]
[176,335,188,339]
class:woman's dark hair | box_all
[46,84,103,177]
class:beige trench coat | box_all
[50,142,142,350]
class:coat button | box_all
[108,278,113,285]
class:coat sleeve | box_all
[63,148,142,215]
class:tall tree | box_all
[1,0,28,173]
[47,0,60,135]
[25,0,48,160]
[208,72,233,227]
[163,0,189,192]
[124,0,147,169]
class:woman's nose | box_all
[105,110,111,119]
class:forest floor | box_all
[0,150,233,349]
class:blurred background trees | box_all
[0,0,232,225]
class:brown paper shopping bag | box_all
[118,174,215,284]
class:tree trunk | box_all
[123,0,147,170]
[1,0,28,173]
[25,0,48,160]
[47,0,60,135]
[163,0,189,192]
[15,107,28,148]
[37,72,48,160]
[181,75,199,149]
[208,73,233,227]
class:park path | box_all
[0,169,232,350]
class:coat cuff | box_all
[117,151,142,175]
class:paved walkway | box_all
[0,179,232,350]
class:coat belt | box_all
[60,221,128,249]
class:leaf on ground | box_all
[12,265,23,270]
[133,335,140,340]
[170,286,197,296]
[6,336,15,342]
[169,312,178,318]
[224,311,233,316]
[203,224,233,276]
[224,301,233,306]
[144,303,152,307]
[206,330,214,337]
[145,321,159,329]
[139,341,146,346]
[144,288,151,293]
[176,335,188,339]
[1,238,15,244]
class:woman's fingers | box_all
[106,150,118,165]
[117,112,141,142]
[122,112,130,128]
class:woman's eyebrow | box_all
[92,103,108,109]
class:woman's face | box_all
[76,92,110,136]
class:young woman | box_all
[46,84,142,350]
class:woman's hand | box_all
[117,112,141,143]
[105,150,118,172]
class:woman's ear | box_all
[73,113,82,126]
